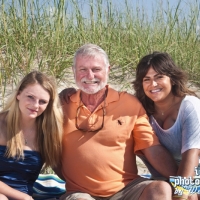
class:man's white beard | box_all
[75,77,108,94]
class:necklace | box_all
[156,97,181,116]
[23,134,28,145]
[24,138,28,145]
[159,108,170,116]
[22,127,35,142]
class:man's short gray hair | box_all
[73,44,110,70]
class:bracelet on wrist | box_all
[173,195,188,200]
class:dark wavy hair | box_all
[132,51,196,116]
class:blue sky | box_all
[130,0,196,18]
[6,0,197,17]
[65,0,198,24]
[75,0,194,15]
[5,0,199,26]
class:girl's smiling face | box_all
[17,83,50,120]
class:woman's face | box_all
[17,83,50,120]
[142,67,173,103]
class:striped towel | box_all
[140,174,151,179]
[33,174,66,200]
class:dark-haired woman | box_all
[133,52,200,200]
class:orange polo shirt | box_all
[61,86,160,197]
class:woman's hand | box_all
[0,181,34,200]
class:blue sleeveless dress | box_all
[0,145,43,195]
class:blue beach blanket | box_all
[32,174,150,199]
[33,174,66,200]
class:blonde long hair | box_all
[2,71,63,168]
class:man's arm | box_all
[141,145,178,178]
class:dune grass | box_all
[0,0,200,106]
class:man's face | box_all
[74,55,110,94]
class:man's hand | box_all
[59,88,76,104]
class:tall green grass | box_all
[0,0,200,106]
